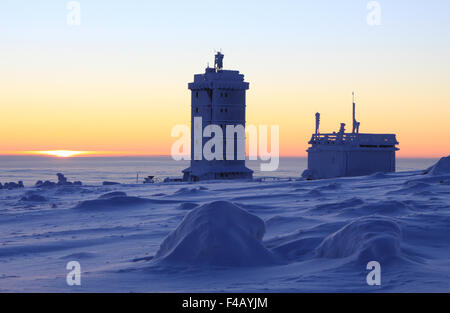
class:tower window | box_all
[195,107,199,113]
[220,108,223,113]
[225,92,228,97]
[220,92,223,97]
[195,92,199,98]
[225,108,228,113]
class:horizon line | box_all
[0,152,443,159]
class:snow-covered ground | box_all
[1,159,450,292]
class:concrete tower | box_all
[182,52,253,181]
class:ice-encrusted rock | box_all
[154,201,278,267]
[35,173,82,188]
[2,181,24,189]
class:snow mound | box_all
[315,216,402,263]
[73,194,150,210]
[427,156,450,176]
[154,201,278,267]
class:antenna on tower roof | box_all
[214,51,224,71]
[352,91,360,134]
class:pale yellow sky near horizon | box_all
[0,1,449,158]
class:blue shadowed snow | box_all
[0,156,449,292]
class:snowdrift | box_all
[72,191,181,210]
[154,201,278,267]
[73,192,150,210]
[427,156,450,176]
[315,216,402,263]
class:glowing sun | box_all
[38,150,88,158]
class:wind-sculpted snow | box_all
[154,201,279,267]
[387,181,433,195]
[73,192,181,210]
[427,156,450,176]
[315,216,402,263]
[73,195,151,210]
[309,197,365,215]
[1,162,450,292]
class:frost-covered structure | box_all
[154,201,277,267]
[35,173,82,187]
[302,94,399,179]
[0,181,24,190]
[182,52,253,181]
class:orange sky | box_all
[1,71,448,158]
[0,1,449,158]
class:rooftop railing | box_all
[309,133,398,147]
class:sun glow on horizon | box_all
[37,150,90,158]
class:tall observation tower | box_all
[182,52,253,181]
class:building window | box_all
[220,108,223,113]
[220,92,223,97]
[195,107,199,113]
[225,108,228,113]
[225,92,228,97]
[195,92,199,98]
